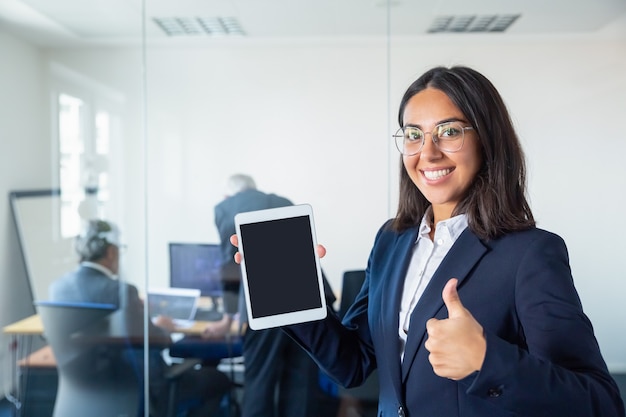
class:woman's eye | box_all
[438,125,461,138]
[405,130,423,142]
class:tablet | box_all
[234,204,327,330]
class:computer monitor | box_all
[169,243,223,297]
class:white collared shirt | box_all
[81,261,116,279]
[398,211,468,360]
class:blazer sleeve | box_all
[284,303,377,388]
[283,221,384,388]
[284,228,384,388]
[461,232,625,417]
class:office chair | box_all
[36,301,195,417]
[168,326,244,417]
[339,270,367,319]
[337,270,379,417]
[35,301,141,417]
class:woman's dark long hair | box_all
[391,66,535,240]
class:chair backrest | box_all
[35,301,143,417]
[36,301,115,363]
[339,270,366,319]
[337,270,379,404]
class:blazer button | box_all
[398,405,406,417]
[487,387,503,397]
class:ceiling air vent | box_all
[153,17,246,37]
[427,14,520,33]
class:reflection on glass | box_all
[58,93,84,237]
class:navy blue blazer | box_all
[287,223,625,417]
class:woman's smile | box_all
[422,167,453,181]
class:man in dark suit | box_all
[50,219,230,417]
[214,174,292,293]
[211,174,331,417]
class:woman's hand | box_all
[229,234,326,264]
[424,278,486,380]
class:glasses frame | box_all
[114,243,128,253]
[393,122,474,156]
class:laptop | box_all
[147,287,201,328]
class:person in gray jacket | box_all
[50,219,230,417]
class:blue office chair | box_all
[35,300,142,417]
[36,300,205,417]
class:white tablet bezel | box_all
[234,204,327,330]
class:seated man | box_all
[50,219,230,417]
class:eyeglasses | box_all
[393,121,474,156]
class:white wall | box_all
[2,27,625,372]
[142,41,391,295]
[0,31,50,326]
[0,31,50,390]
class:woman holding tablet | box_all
[233,66,625,417]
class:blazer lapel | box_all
[401,229,487,381]
[379,228,417,402]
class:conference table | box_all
[2,312,227,362]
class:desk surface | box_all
[3,314,211,336]
[18,345,56,368]
[3,314,44,335]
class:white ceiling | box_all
[0,0,625,47]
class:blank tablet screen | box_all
[239,215,322,319]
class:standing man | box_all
[211,174,327,417]
[214,174,292,308]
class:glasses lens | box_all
[394,127,424,155]
[434,122,465,153]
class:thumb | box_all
[442,278,466,319]
[316,244,326,259]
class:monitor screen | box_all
[169,243,223,297]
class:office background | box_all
[1,0,625,398]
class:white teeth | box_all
[423,168,451,180]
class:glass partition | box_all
[140,2,392,416]
[2,0,149,415]
[2,0,391,416]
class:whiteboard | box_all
[10,189,77,304]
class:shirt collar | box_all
[417,207,469,241]
[81,261,116,279]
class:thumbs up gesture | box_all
[424,278,486,380]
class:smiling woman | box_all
[285,65,626,417]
